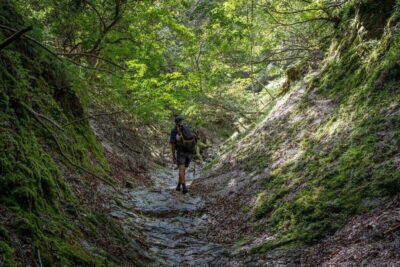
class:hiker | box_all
[170,115,197,194]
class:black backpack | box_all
[177,125,197,152]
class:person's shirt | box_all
[170,127,182,147]
[170,127,177,145]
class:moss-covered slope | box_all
[208,0,400,252]
[0,2,148,266]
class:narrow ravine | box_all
[101,163,228,266]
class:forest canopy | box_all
[9,0,347,131]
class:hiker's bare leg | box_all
[179,165,186,184]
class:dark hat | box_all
[174,115,184,124]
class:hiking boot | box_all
[176,183,181,191]
[182,184,188,194]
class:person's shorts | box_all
[176,150,194,167]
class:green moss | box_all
[0,3,147,265]
[245,3,400,253]
[203,157,219,171]
[242,152,271,174]
[0,241,17,267]
[251,237,300,254]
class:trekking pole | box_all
[193,162,196,180]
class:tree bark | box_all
[0,25,33,52]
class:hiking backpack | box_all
[177,125,198,152]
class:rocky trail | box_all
[101,164,229,266]
[89,80,400,267]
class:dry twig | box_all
[384,223,400,235]
[37,249,43,267]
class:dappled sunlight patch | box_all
[315,113,353,142]
[258,84,306,125]
[270,147,303,170]
[254,192,267,211]
[228,178,238,188]
[238,233,276,254]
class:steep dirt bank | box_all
[0,2,151,265]
[192,1,400,265]
[89,113,156,188]
[301,195,400,266]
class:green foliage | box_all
[12,0,327,134]
[0,241,17,267]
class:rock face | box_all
[102,166,228,266]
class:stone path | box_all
[103,164,228,267]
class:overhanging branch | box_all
[0,25,32,52]
[0,24,130,78]
[57,52,128,71]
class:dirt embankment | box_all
[191,1,400,262]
